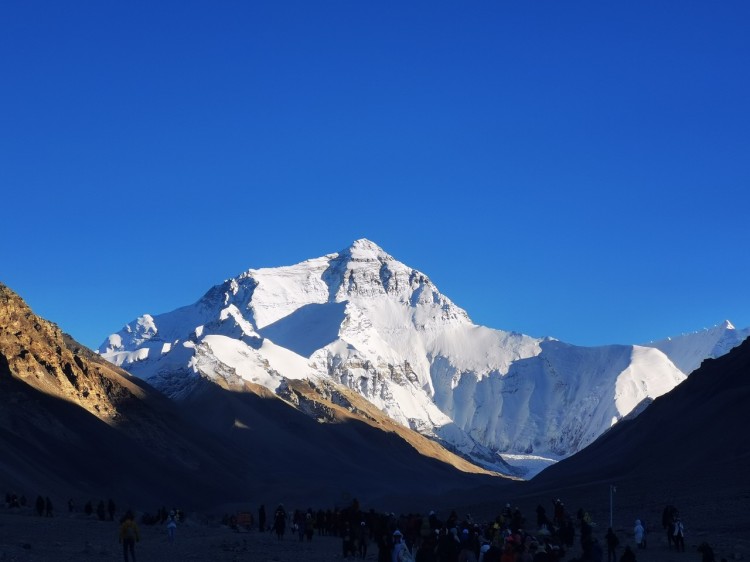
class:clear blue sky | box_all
[2,1,749,350]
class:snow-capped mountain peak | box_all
[340,238,394,261]
[238,239,470,331]
[98,240,749,478]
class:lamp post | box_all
[609,484,617,528]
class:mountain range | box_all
[4,276,749,556]
[99,239,750,477]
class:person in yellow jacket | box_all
[119,511,140,562]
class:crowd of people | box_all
[247,496,734,562]
[218,497,724,562]
[4,490,184,561]
[3,491,728,561]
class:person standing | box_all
[633,520,645,549]
[166,510,178,544]
[305,510,315,542]
[342,521,356,558]
[108,498,117,521]
[605,527,619,562]
[273,504,286,540]
[672,517,685,552]
[119,511,140,562]
[392,530,406,562]
[662,505,678,549]
[697,542,715,562]
[619,545,636,562]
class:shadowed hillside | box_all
[0,284,250,509]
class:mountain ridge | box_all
[99,239,750,477]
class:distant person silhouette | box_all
[305,510,315,542]
[357,521,368,558]
[273,504,286,539]
[697,542,715,562]
[119,510,140,562]
[662,505,678,549]
[605,527,619,562]
[633,520,645,549]
[108,498,117,521]
[166,510,177,544]
[342,521,356,558]
[673,516,685,552]
[619,545,636,562]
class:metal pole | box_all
[609,484,616,528]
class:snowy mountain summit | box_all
[100,239,749,477]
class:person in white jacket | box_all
[392,530,407,562]
[634,519,645,549]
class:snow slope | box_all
[643,320,750,374]
[99,239,748,477]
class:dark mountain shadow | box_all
[179,379,507,511]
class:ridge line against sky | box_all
[1,2,749,350]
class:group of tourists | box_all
[116,507,179,560]
[373,500,575,562]
[34,495,54,517]
[247,498,580,561]
[3,490,727,561]
[309,498,723,562]
[74,497,118,520]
